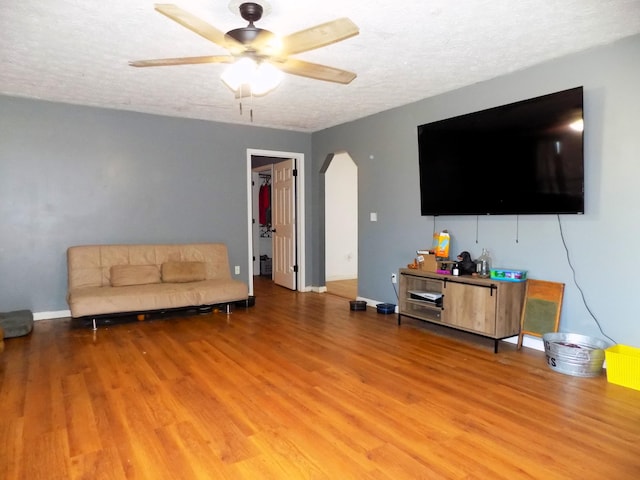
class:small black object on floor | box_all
[349,300,367,311]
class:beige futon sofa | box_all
[66,243,248,318]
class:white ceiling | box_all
[2,1,640,132]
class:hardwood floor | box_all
[1,277,639,479]
[325,278,358,299]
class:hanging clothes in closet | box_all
[258,176,271,226]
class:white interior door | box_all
[272,159,296,290]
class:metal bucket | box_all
[543,332,610,377]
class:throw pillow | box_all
[161,261,207,283]
[110,265,161,287]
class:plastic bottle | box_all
[477,248,491,278]
[452,262,460,276]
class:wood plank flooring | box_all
[1,277,639,479]
[325,278,358,299]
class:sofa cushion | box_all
[161,261,207,283]
[110,265,161,287]
[68,279,248,317]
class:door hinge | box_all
[293,265,298,273]
[293,169,298,177]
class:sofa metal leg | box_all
[92,318,97,331]
[225,303,232,314]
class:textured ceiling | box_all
[2,1,640,132]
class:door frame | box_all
[246,148,306,296]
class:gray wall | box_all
[3,34,640,348]
[0,97,310,314]
[312,34,640,347]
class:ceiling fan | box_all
[129,2,359,96]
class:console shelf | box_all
[398,269,526,352]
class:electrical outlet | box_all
[234,266,240,275]
[391,273,397,284]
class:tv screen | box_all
[417,87,584,216]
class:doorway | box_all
[246,149,306,297]
[323,152,358,299]
[252,166,273,282]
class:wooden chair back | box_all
[517,279,565,349]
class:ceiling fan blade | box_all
[129,55,234,67]
[154,4,243,51]
[246,30,281,57]
[280,17,359,56]
[275,58,356,84]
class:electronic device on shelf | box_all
[408,290,443,306]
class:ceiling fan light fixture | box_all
[221,57,283,96]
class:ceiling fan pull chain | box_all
[250,90,254,122]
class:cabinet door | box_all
[443,281,496,335]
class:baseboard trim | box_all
[356,296,382,308]
[33,310,70,321]
[502,335,545,351]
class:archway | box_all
[323,152,358,299]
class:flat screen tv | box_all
[417,87,584,216]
